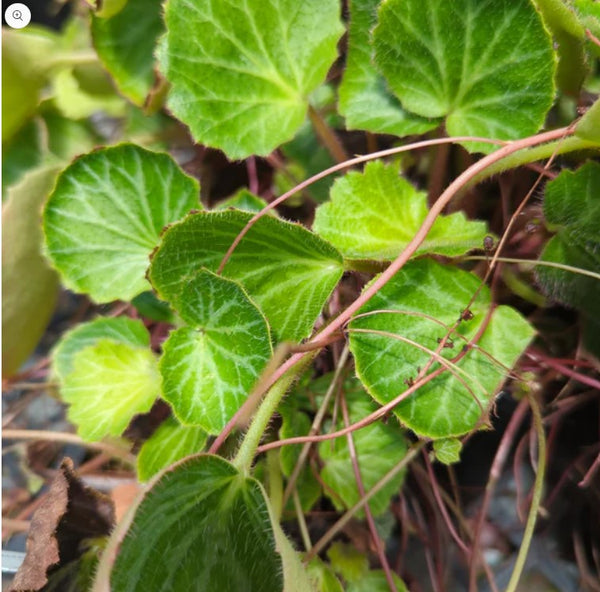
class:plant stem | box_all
[468,136,598,188]
[505,394,547,592]
[233,353,315,474]
[308,104,349,164]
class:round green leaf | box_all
[92,0,165,105]
[137,417,208,482]
[159,270,272,434]
[160,0,344,159]
[51,316,150,382]
[338,0,439,136]
[314,161,491,261]
[349,260,535,439]
[373,0,556,152]
[62,339,160,441]
[433,438,463,465]
[97,455,285,591]
[149,210,344,342]
[43,144,200,303]
[319,381,408,517]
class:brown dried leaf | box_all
[10,458,115,592]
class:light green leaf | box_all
[43,144,200,303]
[51,316,150,382]
[536,161,600,316]
[1,28,58,141]
[347,571,408,592]
[314,161,490,261]
[94,455,286,591]
[62,339,159,441]
[433,438,463,465]
[373,0,556,153]
[160,0,344,159]
[137,417,208,482]
[2,167,60,377]
[350,260,535,439]
[319,380,407,517]
[149,210,344,342]
[92,0,164,105]
[215,188,269,213]
[159,270,272,434]
[338,0,439,136]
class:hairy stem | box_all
[233,354,315,474]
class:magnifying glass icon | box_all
[4,3,31,28]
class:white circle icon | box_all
[5,3,31,29]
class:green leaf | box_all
[373,0,556,153]
[338,0,439,136]
[319,380,407,517]
[131,292,176,323]
[149,210,344,342]
[62,339,159,441]
[279,407,322,512]
[51,316,150,382]
[92,0,165,105]
[347,571,408,592]
[96,455,286,591]
[160,0,344,159]
[159,270,272,434]
[307,559,344,592]
[2,167,60,377]
[314,161,490,261]
[1,28,57,141]
[326,542,369,584]
[349,260,535,439]
[93,0,128,18]
[576,98,600,144]
[433,438,463,465]
[534,0,587,95]
[536,161,600,316]
[137,417,208,482]
[215,188,269,213]
[2,119,44,198]
[43,144,200,303]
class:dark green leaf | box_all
[536,161,600,316]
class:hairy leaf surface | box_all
[350,260,535,439]
[159,270,272,433]
[137,417,208,481]
[160,0,344,159]
[373,0,556,152]
[314,161,490,260]
[149,210,343,342]
[339,0,438,136]
[43,144,200,302]
[62,339,159,441]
